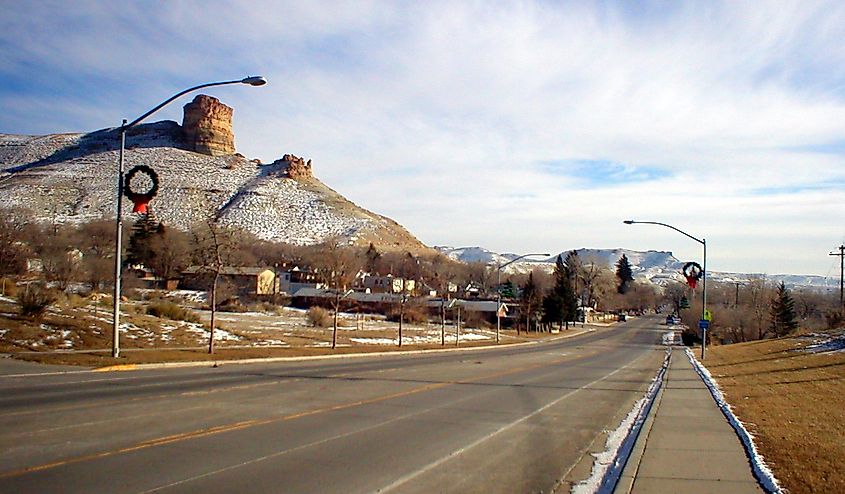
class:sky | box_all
[1,0,844,276]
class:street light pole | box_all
[496,253,550,343]
[111,76,267,358]
[624,220,708,359]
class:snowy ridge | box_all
[437,245,835,289]
[0,124,427,251]
[435,246,551,274]
[685,348,782,494]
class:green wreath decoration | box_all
[124,165,159,204]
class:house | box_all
[359,274,416,294]
[277,266,324,295]
[291,287,403,313]
[181,266,277,296]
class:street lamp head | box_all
[241,76,268,86]
[623,220,635,224]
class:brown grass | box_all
[706,333,845,494]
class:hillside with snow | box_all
[0,122,428,253]
[437,246,837,290]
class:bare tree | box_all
[311,238,362,349]
[422,253,459,345]
[144,227,192,283]
[191,221,241,354]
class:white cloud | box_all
[2,0,845,274]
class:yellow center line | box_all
[0,351,591,479]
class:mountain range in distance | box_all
[436,246,840,291]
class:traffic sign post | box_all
[699,319,709,355]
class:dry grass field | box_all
[0,293,556,367]
[705,330,845,494]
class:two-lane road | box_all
[0,316,668,493]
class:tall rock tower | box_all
[181,95,235,156]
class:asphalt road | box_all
[0,317,668,494]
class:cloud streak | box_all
[1,0,844,275]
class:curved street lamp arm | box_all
[121,77,263,131]
[624,220,704,245]
[498,253,551,270]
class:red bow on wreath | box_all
[124,165,160,214]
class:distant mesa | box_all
[182,95,235,156]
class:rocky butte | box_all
[181,94,235,156]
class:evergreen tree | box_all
[616,254,634,294]
[770,282,798,337]
[542,255,578,329]
[564,250,582,314]
[564,250,581,290]
[126,211,164,267]
[501,280,516,299]
[365,242,381,272]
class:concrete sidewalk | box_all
[615,347,764,493]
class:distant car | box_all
[617,314,627,322]
[665,315,680,325]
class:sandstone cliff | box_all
[181,95,235,156]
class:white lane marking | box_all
[376,362,633,493]
[134,384,505,494]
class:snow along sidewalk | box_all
[613,347,768,494]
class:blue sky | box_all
[2,0,845,276]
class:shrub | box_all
[218,300,248,313]
[386,305,429,324]
[17,284,58,319]
[826,310,844,330]
[307,306,332,327]
[147,301,201,323]
[0,278,17,297]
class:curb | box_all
[612,349,672,494]
[598,347,671,493]
[685,349,782,493]
[90,327,598,373]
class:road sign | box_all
[497,304,507,318]
[698,319,710,330]
[704,309,713,321]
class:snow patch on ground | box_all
[183,322,241,342]
[571,350,669,494]
[796,330,845,354]
[250,339,289,347]
[686,348,782,494]
[662,331,681,345]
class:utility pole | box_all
[734,281,745,307]
[830,245,845,311]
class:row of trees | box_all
[0,213,656,313]
[666,275,838,343]
[3,212,839,345]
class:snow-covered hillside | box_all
[0,122,428,252]
[437,246,837,290]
